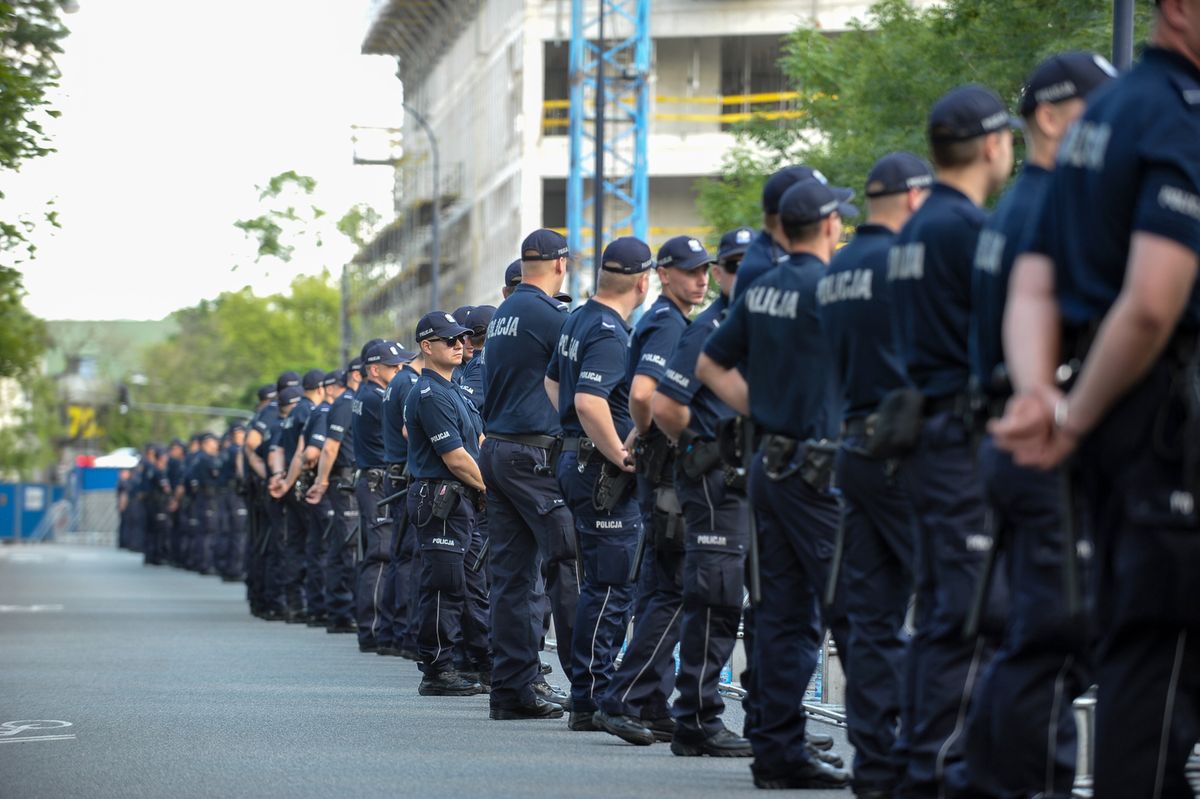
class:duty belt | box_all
[488,432,558,451]
[923,392,970,419]
[561,437,590,454]
[386,464,409,482]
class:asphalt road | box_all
[0,544,850,799]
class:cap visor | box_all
[674,253,714,271]
[718,245,750,262]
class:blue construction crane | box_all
[567,0,650,299]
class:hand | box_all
[305,481,328,504]
[617,446,636,473]
[268,478,286,499]
[988,385,1076,469]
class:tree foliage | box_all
[234,171,326,265]
[697,0,1152,233]
[105,273,342,447]
[0,372,61,480]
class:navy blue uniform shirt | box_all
[1031,47,1200,328]
[730,229,788,303]
[195,452,221,488]
[457,355,485,411]
[382,365,421,465]
[251,402,280,460]
[970,165,1052,391]
[404,369,482,481]
[276,397,314,464]
[628,294,689,387]
[483,283,569,436]
[325,389,356,470]
[219,444,240,483]
[658,293,735,439]
[888,182,989,399]
[705,252,841,440]
[818,223,911,420]
[546,299,635,440]
[352,382,387,469]
[306,401,330,452]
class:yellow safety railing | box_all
[542,92,812,132]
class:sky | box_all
[6,0,401,321]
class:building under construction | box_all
[350,0,934,342]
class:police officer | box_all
[592,235,711,746]
[243,383,277,615]
[189,432,222,573]
[482,229,577,720]
[306,368,359,634]
[453,305,495,411]
[545,236,651,731]
[731,164,826,301]
[886,84,1015,799]
[697,178,854,789]
[183,435,206,571]
[404,312,491,696]
[651,227,754,758]
[380,343,423,658]
[816,152,931,797]
[246,373,297,620]
[266,383,306,618]
[165,438,187,566]
[994,6,1200,793]
[353,340,407,652]
[964,53,1114,799]
[290,369,335,626]
[217,423,249,582]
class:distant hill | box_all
[45,319,179,379]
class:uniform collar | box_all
[930,182,973,205]
[1143,46,1200,81]
[784,251,827,270]
[586,298,632,332]
[650,293,689,322]
[513,282,550,298]
[421,368,455,389]
[1022,163,1051,180]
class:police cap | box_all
[301,368,325,391]
[257,384,276,402]
[504,259,523,287]
[779,178,857,226]
[276,371,301,392]
[416,311,473,343]
[520,229,570,261]
[365,340,414,367]
[321,369,345,388]
[656,235,712,271]
[717,227,755,266]
[198,431,218,443]
[1019,51,1117,117]
[455,304,496,336]
[347,356,363,376]
[278,386,303,407]
[360,339,384,362]
[928,84,1020,143]
[865,152,934,197]
[763,165,828,215]
[600,237,654,274]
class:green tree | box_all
[105,273,342,447]
[697,0,1152,232]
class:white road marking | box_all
[0,721,76,744]
[0,605,64,613]
[0,734,76,744]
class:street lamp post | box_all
[1112,0,1135,71]
[402,101,441,312]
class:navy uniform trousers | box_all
[215,485,248,580]
[280,495,308,614]
[746,450,847,782]
[406,480,490,674]
[670,465,748,742]
[384,473,418,652]
[324,477,359,628]
[600,483,684,723]
[557,451,640,713]
[965,437,1090,799]
[355,470,395,648]
[835,438,916,794]
[190,491,219,574]
[897,411,1004,799]
[300,491,331,621]
[480,438,579,707]
[1078,364,1200,799]
[261,493,290,614]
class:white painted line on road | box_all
[0,735,76,744]
[0,605,64,613]
[0,720,74,739]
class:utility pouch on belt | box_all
[546,436,565,474]
[576,437,597,471]
[679,439,722,481]
[651,487,685,551]
[864,387,925,458]
[635,428,675,487]
[800,440,838,493]
[430,480,462,521]
[762,435,800,481]
[593,462,635,513]
[365,467,386,493]
[716,416,747,468]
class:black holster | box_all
[762,435,837,492]
[678,438,722,481]
[429,480,464,521]
[863,387,925,458]
[365,467,386,493]
[593,462,635,513]
[635,428,675,487]
[651,487,685,552]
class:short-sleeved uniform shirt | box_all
[352,382,388,469]
[705,252,841,440]
[275,397,314,464]
[483,283,569,436]
[382,365,421,466]
[731,229,788,303]
[888,182,989,399]
[969,165,1053,392]
[302,399,329,456]
[404,370,482,481]
[546,299,634,441]
[628,294,689,389]
[456,355,486,411]
[658,293,735,439]
[325,389,356,470]
[1031,47,1200,329]
[168,456,184,490]
[195,452,221,489]
[818,223,911,421]
[251,402,280,461]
